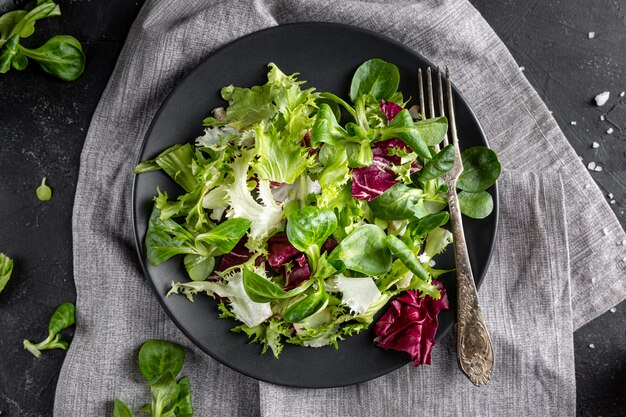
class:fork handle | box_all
[447,187,495,386]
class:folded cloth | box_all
[54,0,626,416]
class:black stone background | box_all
[0,1,624,416]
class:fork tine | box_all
[418,69,425,119]
[437,67,450,148]
[445,67,458,149]
[426,67,440,153]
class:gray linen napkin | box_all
[54,0,626,416]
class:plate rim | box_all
[131,21,499,388]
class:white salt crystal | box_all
[600,115,606,121]
[429,260,436,267]
[602,227,609,236]
[588,32,595,39]
[621,91,625,97]
[610,307,617,313]
[519,66,525,71]
[589,343,595,349]
[570,121,577,125]
[587,161,596,170]
[607,127,614,134]
[610,200,616,204]
[594,165,603,172]
[608,193,614,198]
[592,142,600,148]
[595,91,610,106]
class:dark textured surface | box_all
[0,0,624,415]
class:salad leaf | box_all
[374,284,449,366]
[17,35,85,81]
[368,183,428,220]
[252,122,310,184]
[376,110,431,161]
[380,99,403,123]
[145,206,197,266]
[417,144,455,182]
[351,155,398,201]
[194,218,251,254]
[317,144,350,207]
[310,103,348,148]
[23,302,75,358]
[458,190,494,219]
[154,144,198,193]
[242,267,302,303]
[225,153,283,242]
[407,211,450,239]
[334,275,381,315]
[113,399,135,417]
[423,227,453,260]
[286,206,337,271]
[183,254,215,281]
[0,252,14,294]
[457,146,501,192]
[221,84,273,130]
[349,58,400,102]
[329,224,392,276]
[139,339,185,383]
[384,235,429,282]
[284,283,329,323]
[414,117,448,146]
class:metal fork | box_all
[418,67,494,386]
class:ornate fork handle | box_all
[447,184,494,386]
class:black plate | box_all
[132,22,498,388]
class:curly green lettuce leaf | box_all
[225,153,283,243]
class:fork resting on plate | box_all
[418,67,494,386]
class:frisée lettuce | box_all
[136,59,500,364]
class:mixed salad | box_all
[135,59,500,366]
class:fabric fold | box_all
[54,0,625,415]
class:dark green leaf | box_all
[113,399,135,417]
[286,206,337,254]
[315,96,341,120]
[154,143,198,193]
[138,339,185,383]
[377,110,432,160]
[458,190,494,219]
[195,218,251,255]
[0,252,14,294]
[408,211,449,238]
[349,58,400,102]
[457,146,501,192]
[183,254,215,281]
[18,35,84,81]
[329,224,392,276]
[368,183,428,220]
[418,144,455,182]
[414,117,448,146]
[242,267,288,303]
[48,302,75,335]
[284,284,329,323]
[384,235,429,281]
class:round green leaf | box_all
[458,190,494,219]
[329,224,392,276]
[138,339,185,383]
[36,177,52,201]
[349,58,400,102]
[457,146,501,192]
[47,302,75,335]
[286,206,337,253]
[183,254,215,281]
